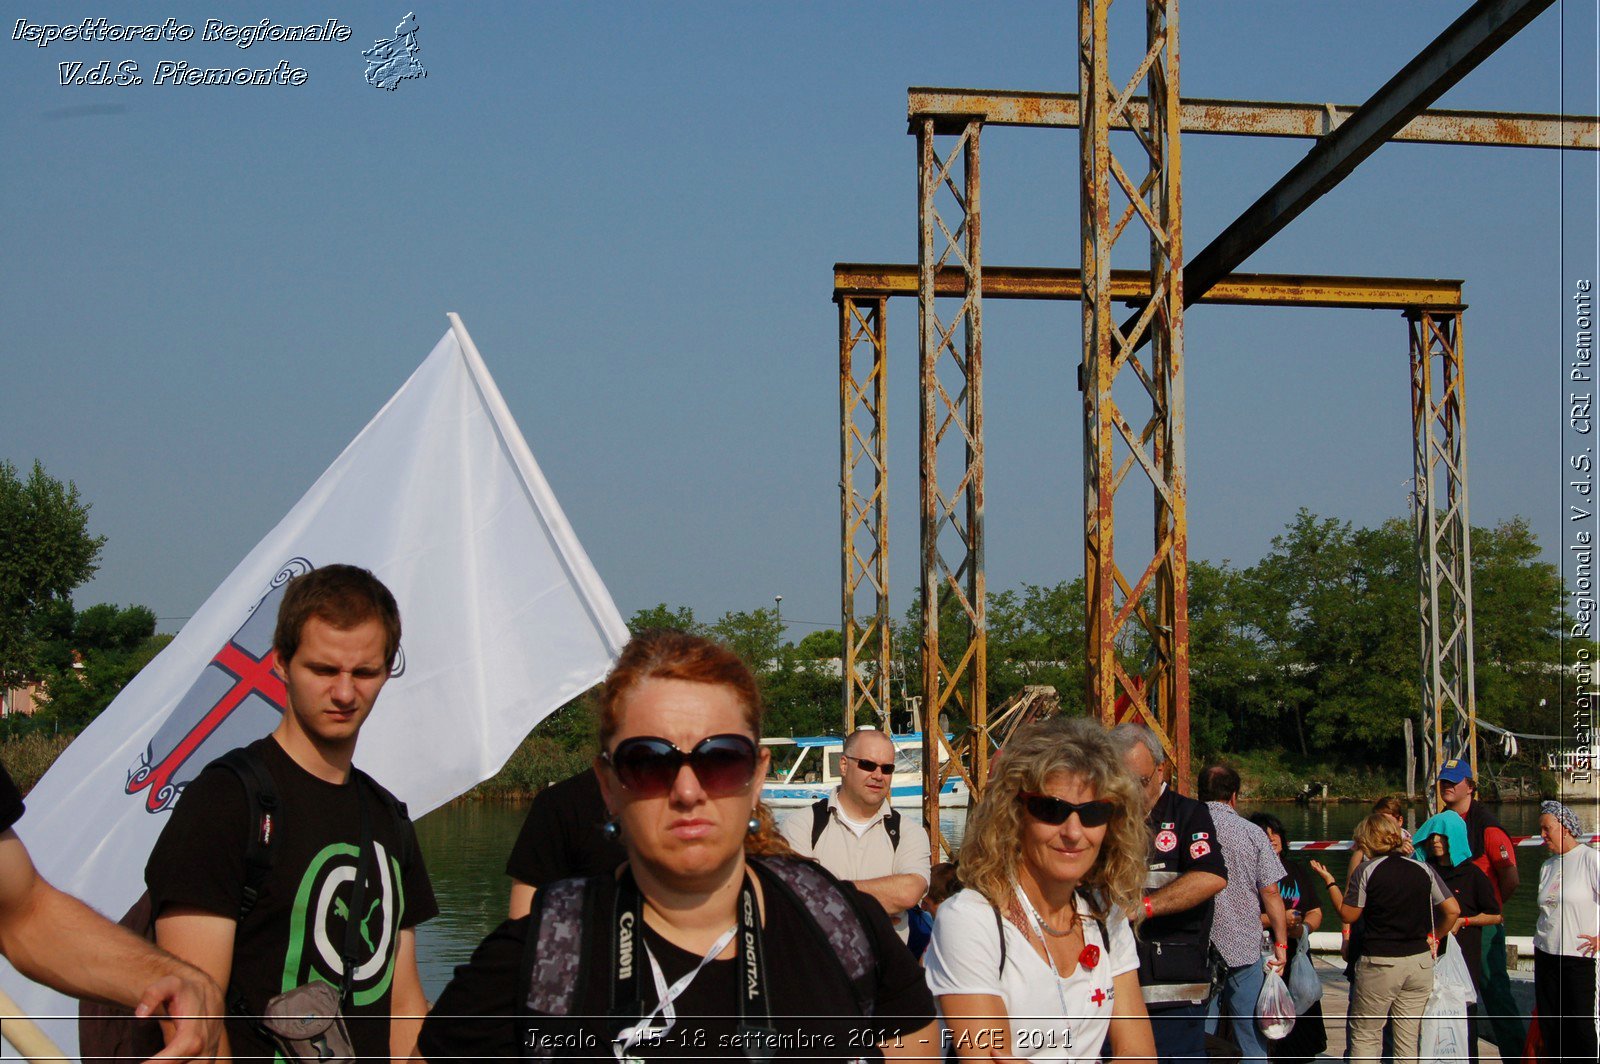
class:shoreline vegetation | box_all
[4,728,1558,806]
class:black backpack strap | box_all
[351,766,414,873]
[210,747,278,920]
[991,900,1008,975]
[810,796,832,849]
[884,808,901,850]
[756,856,877,1016]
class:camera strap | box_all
[608,867,776,1062]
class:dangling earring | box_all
[746,815,760,836]
[602,816,621,841]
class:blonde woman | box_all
[1313,812,1459,1064]
[925,717,1155,1063]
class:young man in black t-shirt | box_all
[0,761,224,1060]
[145,565,438,1063]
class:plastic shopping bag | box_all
[1419,944,1474,1064]
[1256,965,1296,1040]
[1286,943,1322,1012]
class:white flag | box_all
[0,315,629,1058]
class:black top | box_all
[419,861,937,1062]
[146,737,439,1064]
[1142,787,1228,945]
[1276,860,1324,962]
[0,762,23,833]
[1436,859,1499,995]
[505,768,627,887]
[1347,854,1451,958]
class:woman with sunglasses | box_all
[924,717,1156,1063]
[419,630,938,1062]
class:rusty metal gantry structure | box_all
[838,0,1594,850]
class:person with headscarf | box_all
[1412,808,1501,1064]
[1533,800,1598,1064]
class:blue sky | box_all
[2,1,1596,642]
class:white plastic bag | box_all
[1420,943,1475,1064]
[1256,965,1297,1040]
[1286,943,1322,1012]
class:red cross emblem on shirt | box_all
[1090,988,1107,1007]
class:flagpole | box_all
[0,987,65,1063]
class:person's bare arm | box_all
[1149,871,1225,917]
[389,928,429,1061]
[1494,860,1518,901]
[0,829,225,1062]
[851,873,928,916]
[508,881,535,920]
[1302,905,1323,935]
[1107,968,1157,1064]
[940,993,1016,1064]
[1259,884,1288,972]
[154,906,238,1061]
[1310,860,1363,923]
[880,1019,941,1060]
[1433,896,1461,940]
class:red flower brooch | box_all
[1079,944,1101,970]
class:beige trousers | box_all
[1347,952,1435,1062]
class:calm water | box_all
[411,798,1578,999]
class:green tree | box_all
[627,603,703,635]
[795,628,843,659]
[0,460,106,690]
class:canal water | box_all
[411,798,1574,998]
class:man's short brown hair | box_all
[272,564,402,668]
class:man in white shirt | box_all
[779,728,931,942]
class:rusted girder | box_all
[1409,311,1479,806]
[834,263,1465,310]
[839,297,891,734]
[907,88,1597,149]
[1181,0,1556,309]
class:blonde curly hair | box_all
[957,716,1149,924]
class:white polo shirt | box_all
[777,789,932,941]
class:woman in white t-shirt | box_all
[924,717,1154,1063]
[1532,800,1599,1063]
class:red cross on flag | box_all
[0,315,629,1056]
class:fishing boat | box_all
[759,733,970,809]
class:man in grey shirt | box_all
[1198,763,1289,1064]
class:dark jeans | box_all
[1149,1001,1209,1064]
[1533,948,1598,1063]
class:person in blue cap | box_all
[1413,808,1502,1064]
[1436,757,1524,1056]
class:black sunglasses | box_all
[602,734,759,798]
[846,755,895,776]
[1020,792,1117,828]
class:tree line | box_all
[2,459,1583,783]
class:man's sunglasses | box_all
[602,734,759,797]
[1020,792,1117,828]
[846,755,895,776]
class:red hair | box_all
[598,629,788,857]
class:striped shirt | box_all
[1206,801,1288,967]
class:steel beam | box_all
[917,116,986,860]
[908,88,1597,149]
[1181,0,1555,308]
[1410,311,1479,804]
[835,263,1465,310]
[839,297,892,734]
[1081,0,1191,788]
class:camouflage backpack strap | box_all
[520,875,606,1035]
[755,856,877,1016]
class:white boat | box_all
[760,733,970,810]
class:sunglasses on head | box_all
[602,733,759,798]
[1020,792,1117,828]
[846,755,895,776]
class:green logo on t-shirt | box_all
[281,840,407,1005]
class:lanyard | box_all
[610,868,776,1063]
[1014,885,1091,1017]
